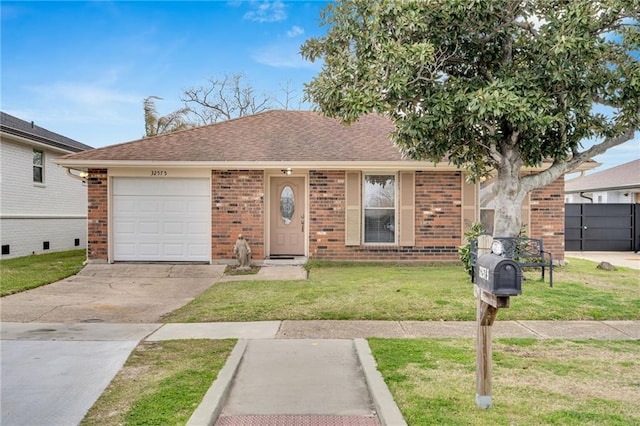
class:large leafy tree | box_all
[302,0,639,238]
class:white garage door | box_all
[112,178,210,262]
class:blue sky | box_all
[1,1,325,146]
[1,1,637,174]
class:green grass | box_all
[0,249,86,296]
[81,339,236,426]
[164,259,639,322]
[368,338,640,425]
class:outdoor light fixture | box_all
[281,168,292,175]
[66,168,89,182]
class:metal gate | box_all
[565,204,639,251]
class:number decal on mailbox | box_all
[479,265,489,281]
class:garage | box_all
[112,178,210,262]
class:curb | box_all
[354,339,407,426]
[187,339,248,426]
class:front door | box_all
[270,176,305,256]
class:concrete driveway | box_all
[0,263,225,323]
[565,251,640,270]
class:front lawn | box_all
[369,338,640,425]
[0,249,86,296]
[164,259,639,322]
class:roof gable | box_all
[61,110,404,162]
[1,112,93,152]
[565,159,640,193]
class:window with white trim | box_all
[33,149,44,183]
[363,174,396,244]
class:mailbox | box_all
[475,253,522,296]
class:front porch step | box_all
[262,256,307,266]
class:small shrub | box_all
[458,222,485,276]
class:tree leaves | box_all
[302,0,639,180]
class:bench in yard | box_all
[470,236,554,287]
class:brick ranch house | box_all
[56,110,576,264]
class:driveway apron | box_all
[1,323,160,426]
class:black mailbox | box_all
[475,253,522,296]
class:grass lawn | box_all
[0,249,86,296]
[164,258,640,322]
[81,339,236,426]
[368,338,640,425]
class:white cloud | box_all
[29,82,139,107]
[252,42,319,69]
[287,25,304,38]
[244,0,286,23]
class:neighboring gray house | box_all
[565,159,640,204]
[1,112,93,258]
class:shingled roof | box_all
[565,159,640,193]
[1,111,93,152]
[60,110,405,163]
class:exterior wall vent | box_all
[1,245,9,255]
[43,241,50,250]
[74,238,80,247]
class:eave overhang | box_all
[1,130,79,155]
[54,158,599,174]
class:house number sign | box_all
[478,265,489,281]
[150,170,168,176]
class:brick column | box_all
[211,170,264,260]
[87,169,108,262]
[530,177,565,261]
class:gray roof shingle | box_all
[565,159,640,192]
[1,112,93,152]
[61,110,405,162]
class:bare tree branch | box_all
[521,125,637,192]
[181,73,273,125]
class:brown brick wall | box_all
[87,169,108,261]
[529,177,565,261]
[211,170,264,260]
[308,170,462,261]
[82,168,565,263]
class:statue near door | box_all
[234,234,252,270]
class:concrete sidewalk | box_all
[3,319,639,426]
[146,319,640,341]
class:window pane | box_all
[33,150,43,166]
[480,209,494,235]
[365,175,395,208]
[33,166,43,183]
[280,185,294,225]
[364,209,395,243]
[479,177,495,234]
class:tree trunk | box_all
[492,147,526,238]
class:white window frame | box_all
[33,149,44,183]
[362,172,398,245]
